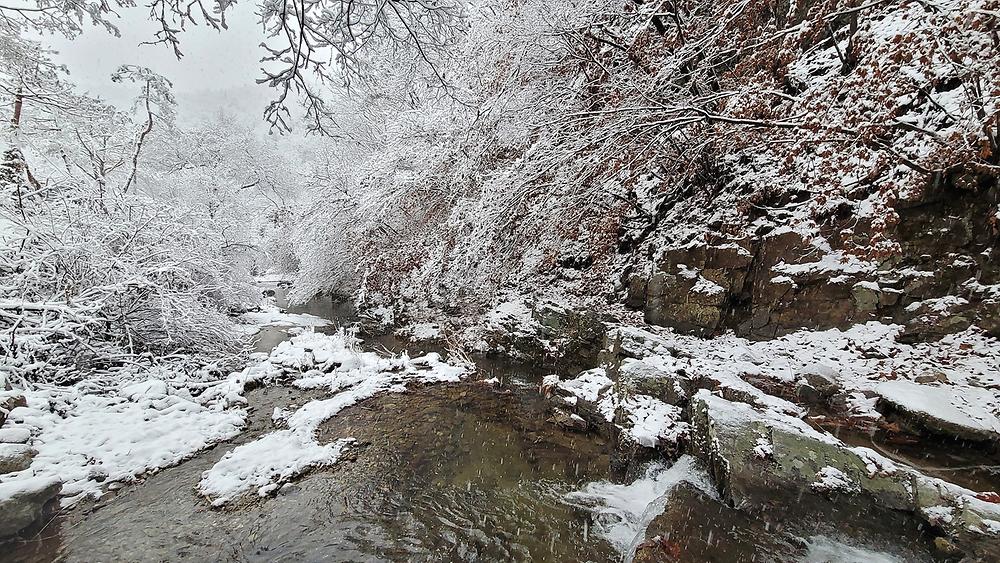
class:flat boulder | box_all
[689,390,1000,559]
[876,380,1000,442]
[618,358,689,406]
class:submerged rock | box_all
[0,476,61,539]
[632,482,800,563]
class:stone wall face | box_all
[627,175,1000,340]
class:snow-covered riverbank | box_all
[0,301,469,538]
[4,285,1000,561]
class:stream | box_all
[5,289,985,562]
[4,290,624,562]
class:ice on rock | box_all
[565,456,716,556]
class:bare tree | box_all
[111,65,176,194]
[1,0,468,134]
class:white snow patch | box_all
[691,275,725,296]
[811,466,860,494]
[696,390,842,446]
[753,437,773,458]
[199,330,468,505]
[556,368,612,403]
[1,383,245,504]
[396,322,444,341]
[850,447,899,478]
[876,380,1000,438]
[599,392,688,448]
[802,536,904,563]
[921,505,955,525]
[564,456,715,556]
[0,427,32,443]
[240,309,331,328]
[904,295,969,314]
[621,396,687,447]
[772,251,874,277]
[199,431,354,506]
[0,475,61,501]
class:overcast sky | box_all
[42,6,276,128]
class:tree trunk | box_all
[11,88,23,128]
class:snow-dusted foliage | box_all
[276,0,999,317]
[0,24,291,384]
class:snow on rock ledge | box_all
[607,322,1000,438]
[0,475,61,538]
[689,390,1000,558]
[876,380,1000,442]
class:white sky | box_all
[41,5,276,127]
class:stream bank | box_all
[3,282,1000,563]
[2,290,625,562]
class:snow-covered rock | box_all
[0,475,61,538]
[688,390,1000,558]
[876,380,1000,442]
[0,427,31,444]
[0,443,35,474]
[395,322,444,341]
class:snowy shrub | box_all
[278,0,998,317]
[0,185,256,383]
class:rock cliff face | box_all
[626,173,999,340]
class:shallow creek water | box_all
[4,293,621,562]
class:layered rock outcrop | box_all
[626,174,999,340]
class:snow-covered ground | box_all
[200,330,466,505]
[609,321,1000,437]
[0,305,469,511]
[3,379,246,504]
